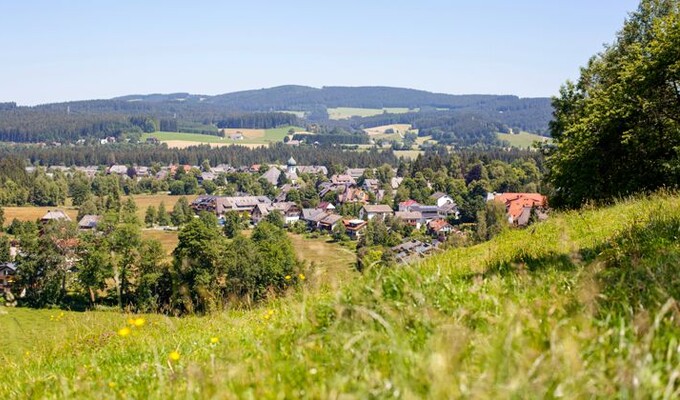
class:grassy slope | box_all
[142,126,305,146]
[327,107,417,120]
[497,131,552,148]
[2,193,680,398]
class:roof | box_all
[41,210,72,222]
[317,201,335,210]
[399,199,420,207]
[287,157,297,166]
[428,219,451,231]
[261,167,282,185]
[492,193,547,222]
[78,215,101,229]
[319,214,343,226]
[362,204,393,213]
[0,262,17,272]
[430,192,449,200]
[395,211,423,220]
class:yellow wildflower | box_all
[133,317,145,327]
[127,318,135,325]
[285,275,291,281]
[169,351,181,361]
[118,327,131,337]
[298,273,306,281]
[268,309,274,316]
[108,382,117,388]
[210,337,219,344]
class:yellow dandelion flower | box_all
[268,309,274,316]
[298,273,306,281]
[118,327,131,337]
[264,314,270,320]
[285,275,291,280]
[108,382,117,388]
[127,318,135,325]
[210,337,219,344]
[133,317,145,327]
[169,351,181,361]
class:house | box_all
[343,219,368,239]
[488,192,548,226]
[191,195,272,216]
[318,213,343,231]
[330,174,356,185]
[395,211,424,229]
[261,167,282,186]
[410,205,441,222]
[199,172,216,182]
[0,263,17,291]
[430,192,455,208]
[107,164,128,175]
[428,219,453,236]
[345,168,366,179]
[251,202,301,225]
[316,202,336,212]
[135,166,150,177]
[229,132,244,140]
[362,179,380,193]
[40,210,72,224]
[301,208,329,229]
[391,239,442,264]
[337,187,369,204]
[398,199,421,212]
[359,204,393,221]
[297,165,328,176]
[78,215,101,231]
[438,202,460,219]
[250,164,262,173]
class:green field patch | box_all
[497,132,552,148]
[328,107,418,120]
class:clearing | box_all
[363,124,413,136]
[497,131,552,148]
[144,126,306,148]
[327,107,418,120]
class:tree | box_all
[546,0,680,207]
[0,235,10,262]
[264,210,285,228]
[0,206,4,230]
[121,197,139,225]
[157,201,170,226]
[77,233,112,305]
[476,200,507,242]
[109,223,142,308]
[145,205,157,227]
[77,198,99,221]
[222,211,244,238]
[135,239,168,312]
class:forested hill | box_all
[0,86,552,143]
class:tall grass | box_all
[1,193,679,398]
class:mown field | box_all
[2,193,680,398]
[497,131,552,148]
[142,126,306,148]
[327,107,417,120]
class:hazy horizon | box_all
[2,0,639,106]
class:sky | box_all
[1,0,640,105]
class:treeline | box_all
[216,112,300,129]
[1,143,399,169]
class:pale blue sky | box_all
[1,1,640,105]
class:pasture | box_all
[144,126,306,148]
[497,132,551,148]
[327,107,417,120]
[363,124,413,136]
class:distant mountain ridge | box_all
[0,85,553,143]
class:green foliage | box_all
[547,0,680,207]
[263,210,285,229]
[0,235,10,263]
[144,205,157,227]
[156,201,170,226]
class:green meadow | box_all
[497,131,552,148]
[2,192,680,398]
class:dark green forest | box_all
[0,86,551,145]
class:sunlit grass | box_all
[2,192,679,398]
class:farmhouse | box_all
[428,219,453,236]
[359,204,393,221]
[78,215,101,231]
[318,213,343,231]
[191,195,271,216]
[297,165,328,175]
[330,174,356,185]
[40,210,72,224]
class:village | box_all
[0,156,548,292]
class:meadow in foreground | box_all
[1,193,679,399]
